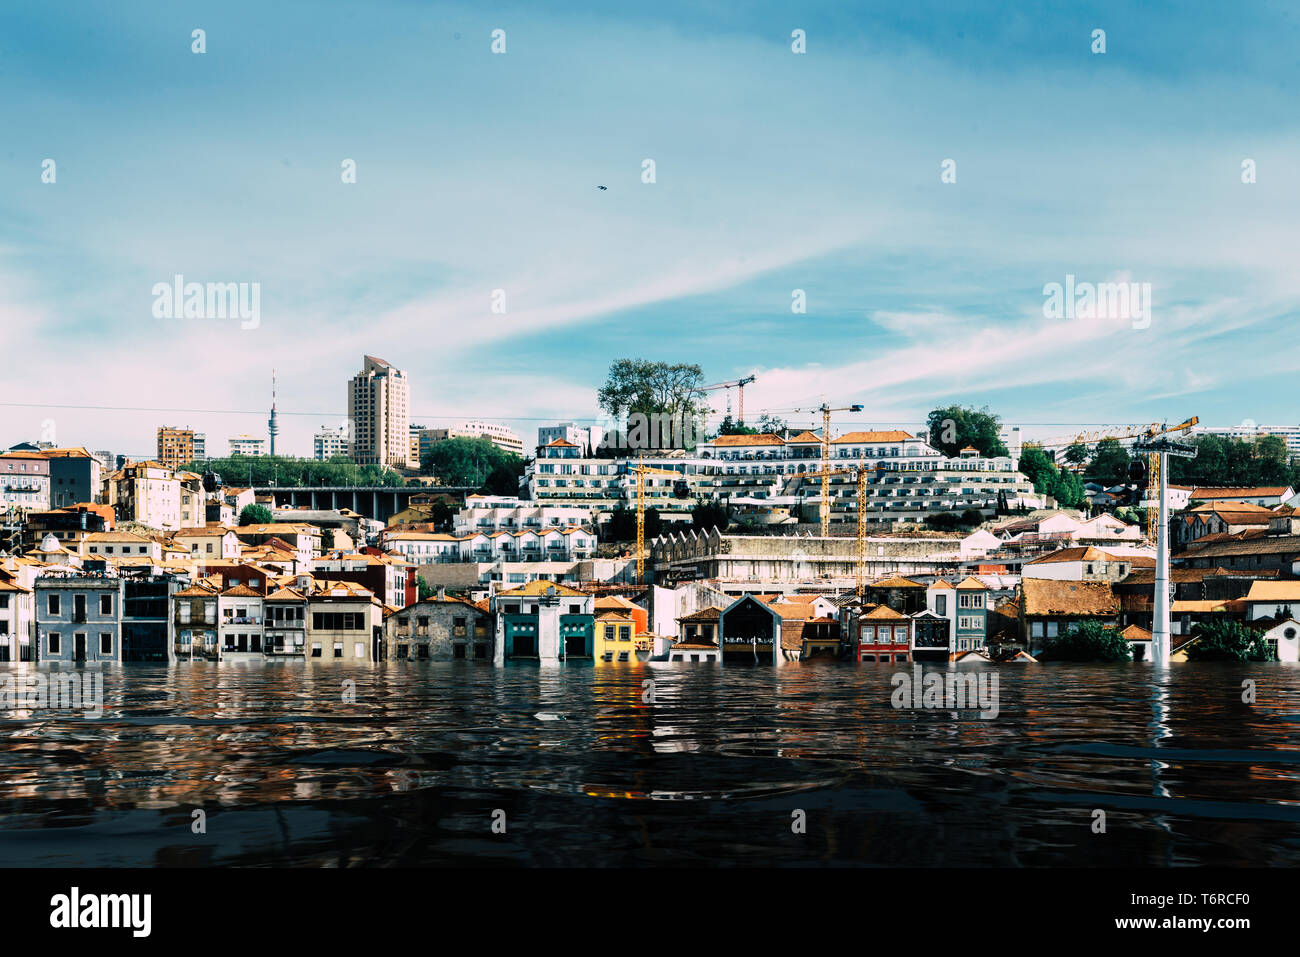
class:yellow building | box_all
[595,610,637,662]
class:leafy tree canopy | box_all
[188,455,404,488]
[926,405,1010,458]
[1186,620,1276,662]
[420,437,523,492]
[1037,621,1132,661]
[238,503,274,526]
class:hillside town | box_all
[1,355,1298,669]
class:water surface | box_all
[1,661,1296,866]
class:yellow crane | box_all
[791,401,864,536]
[1139,416,1199,540]
[628,456,671,585]
[801,461,881,597]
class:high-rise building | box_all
[157,426,195,470]
[347,355,413,468]
[193,434,206,461]
[314,425,350,461]
[1195,423,1300,459]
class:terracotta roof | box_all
[1121,624,1153,642]
[869,576,925,589]
[496,579,588,598]
[1190,486,1292,499]
[954,576,990,590]
[709,433,786,447]
[831,430,913,444]
[1244,581,1300,603]
[862,605,908,620]
[678,606,723,622]
[1021,579,1119,617]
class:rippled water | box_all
[0,661,1297,866]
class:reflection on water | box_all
[0,661,1297,866]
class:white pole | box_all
[1152,450,1170,667]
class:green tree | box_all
[1037,621,1132,661]
[421,437,523,489]
[715,415,758,437]
[597,359,708,423]
[187,455,403,488]
[756,413,787,434]
[926,405,1010,457]
[1017,446,1058,494]
[429,501,455,532]
[1087,438,1131,484]
[1050,469,1086,509]
[606,504,636,542]
[416,575,435,601]
[1063,442,1089,465]
[238,503,274,526]
[691,498,731,532]
[1185,620,1276,662]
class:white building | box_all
[538,422,601,455]
[1195,424,1300,459]
[313,425,350,461]
[348,355,413,469]
[421,421,523,458]
[228,435,267,457]
[453,495,593,535]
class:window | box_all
[100,594,112,615]
[354,642,365,658]
[48,594,60,615]
[48,633,61,654]
[100,633,112,654]
[311,643,322,657]
[333,642,343,658]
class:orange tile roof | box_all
[709,433,786,447]
[832,430,914,444]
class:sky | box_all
[1,0,1298,459]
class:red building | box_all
[855,605,912,663]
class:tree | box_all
[1185,620,1276,662]
[1037,621,1132,661]
[960,508,985,527]
[756,413,787,434]
[1063,442,1089,465]
[238,503,274,526]
[1087,438,1131,484]
[429,501,455,532]
[926,405,1010,458]
[715,415,758,437]
[321,527,335,550]
[187,455,404,488]
[1017,446,1058,494]
[606,504,636,542]
[692,498,731,532]
[597,359,708,423]
[1050,469,1086,509]
[416,575,435,601]
[421,437,523,490]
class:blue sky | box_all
[1,1,1297,458]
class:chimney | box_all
[437,586,446,601]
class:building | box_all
[173,581,220,660]
[538,422,601,455]
[313,425,351,461]
[0,450,51,512]
[104,460,186,531]
[491,580,595,663]
[1188,486,1296,508]
[926,577,990,653]
[421,421,524,458]
[853,605,912,663]
[0,576,35,661]
[43,448,104,507]
[156,427,196,471]
[348,355,413,469]
[453,495,594,536]
[35,572,122,663]
[1022,547,1151,582]
[20,504,114,553]
[384,592,494,660]
[172,525,241,560]
[593,595,649,662]
[1258,619,1300,662]
[1018,578,1120,653]
[1243,581,1300,622]
[307,580,384,662]
[218,582,265,659]
[228,435,267,457]
[264,582,309,657]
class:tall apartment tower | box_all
[156,426,195,470]
[347,355,413,468]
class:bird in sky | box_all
[597,185,607,190]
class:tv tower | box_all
[268,369,279,457]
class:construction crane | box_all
[1023,423,1162,452]
[628,456,662,585]
[791,402,864,535]
[701,376,756,424]
[802,462,880,596]
[1137,416,1199,540]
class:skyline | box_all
[2,1,1298,455]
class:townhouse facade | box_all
[491,580,595,663]
[384,594,493,660]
